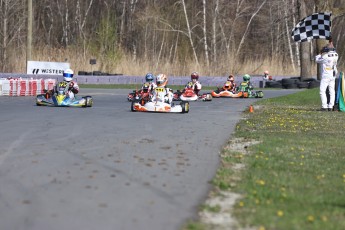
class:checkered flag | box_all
[291,12,332,42]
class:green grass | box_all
[184,88,345,230]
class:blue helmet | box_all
[145,73,154,82]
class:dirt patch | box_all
[223,137,261,155]
[199,191,241,229]
[198,138,260,230]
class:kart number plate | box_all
[59,82,68,88]
[155,88,165,93]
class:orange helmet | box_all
[156,74,168,87]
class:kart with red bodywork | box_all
[173,88,212,101]
[127,89,151,102]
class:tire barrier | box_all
[264,77,320,89]
[0,78,56,96]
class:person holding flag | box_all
[315,40,338,111]
[292,12,339,111]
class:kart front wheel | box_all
[131,101,137,112]
[83,96,93,107]
[180,101,189,113]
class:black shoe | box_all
[328,108,332,111]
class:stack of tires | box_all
[265,80,282,88]
[265,77,320,89]
[78,71,123,76]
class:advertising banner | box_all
[27,61,70,75]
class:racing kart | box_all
[173,88,212,101]
[127,89,151,102]
[211,88,264,98]
[36,82,93,107]
[131,99,189,113]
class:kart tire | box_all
[36,95,44,106]
[180,102,189,113]
[131,101,137,112]
[255,91,264,98]
[84,96,93,107]
[127,93,135,101]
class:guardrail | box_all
[0,78,56,96]
[0,73,300,86]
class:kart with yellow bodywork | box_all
[36,81,93,107]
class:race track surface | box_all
[0,89,299,230]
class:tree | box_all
[297,0,313,80]
[314,0,345,79]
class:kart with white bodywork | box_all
[131,87,189,113]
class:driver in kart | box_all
[237,74,254,95]
[222,75,237,92]
[60,68,79,100]
[142,73,157,92]
[184,72,202,95]
[151,74,174,104]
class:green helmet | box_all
[243,74,251,81]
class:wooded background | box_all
[0,0,344,76]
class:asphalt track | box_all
[0,89,300,230]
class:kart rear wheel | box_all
[205,93,212,101]
[255,91,264,98]
[180,101,189,113]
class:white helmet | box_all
[156,74,168,87]
[63,69,74,82]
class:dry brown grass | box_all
[10,46,312,77]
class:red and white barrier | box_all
[0,78,56,96]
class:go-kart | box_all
[127,89,151,102]
[131,86,189,113]
[36,82,93,107]
[131,99,189,113]
[211,88,264,98]
[173,88,212,101]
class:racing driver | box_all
[61,68,79,99]
[151,73,173,104]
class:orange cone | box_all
[249,105,254,113]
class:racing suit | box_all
[222,81,237,92]
[56,81,79,100]
[151,86,173,104]
[185,81,202,95]
[315,50,338,110]
[237,81,253,92]
[142,81,157,92]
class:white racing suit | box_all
[315,50,338,109]
[151,86,173,104]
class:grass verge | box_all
[184,88,345,230]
